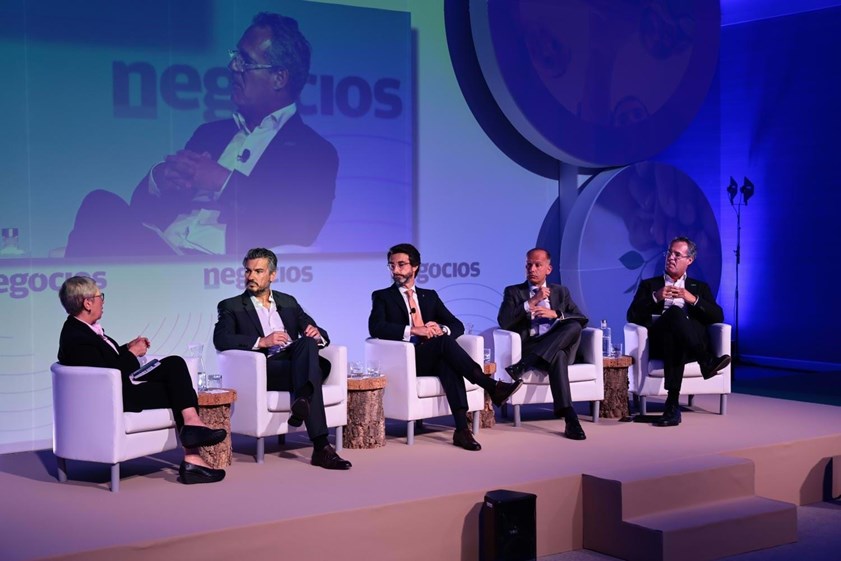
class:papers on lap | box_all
[129,359,160,384]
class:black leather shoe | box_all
[179,461,225,484]
[452,428,482,451]
[490,379,523,407]
[505,360,528,380]
[288,397,310,428]
[311,444,352,470]
[563,419,587,440]
[180,425,227,448]
[653,404,682,427]
[701,355,731,379]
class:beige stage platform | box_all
[2,392,840,561]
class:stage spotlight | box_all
[727,176,738,205]
[741,177,755,205]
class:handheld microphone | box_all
[237,149,251,163]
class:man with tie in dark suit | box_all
[497,248,589,440]
[368,243,522,451]
[626,236,731,427]
[213,247,351,469]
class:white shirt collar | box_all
[233,103,297,135]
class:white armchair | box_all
[624,322,732,414]
[50,355,199,492]
[493,327,604,426]
[365,335,484,444]
[216,345,347,462]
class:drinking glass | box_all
[611,343,624,358]
[187,343,207,391]
[349,361,365,378]
[207,374,223,389]
[366,359,381,378]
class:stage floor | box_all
[2,392,841,561]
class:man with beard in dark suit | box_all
[497,248,588,440]
[65,12,337,257]
[626,236,731,427]
[368,243,522,451]
[213,247,351,469]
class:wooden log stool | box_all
[197,388,237,468]
[343,376,387,449]
[467,363,496,429]
[600,356,632,419]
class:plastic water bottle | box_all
[600,319,612,357]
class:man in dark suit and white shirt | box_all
[626,236,731,427]
[497,248,588,440]
[213,247,351,469]
[368,243,522,451]
[65,12,337,257]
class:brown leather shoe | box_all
[452,428,482,451]
[490,379,524,407]
[311,444,352,470]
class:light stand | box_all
[727,176,754,359]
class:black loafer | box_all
[179,461,225,484]
[288,397,310,428]
[504,360,528,380]
[490,379,523,407]
[653,405,682,427]
[453,428,482,451]
[563,420,587,440]
[311,444,352,470]
[701,355,731,379]
[180,425,227,448]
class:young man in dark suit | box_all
[626,236,731,427]
[497,248,589,440]
[368,243,522,451]
[213,247,351,469]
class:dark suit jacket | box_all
[497,282,587,342]
[368,284,464,341]
[213,290,330,353]
[57,316,145,411]
[130,112,338,254]
[626,276,724,328]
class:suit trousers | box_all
[522,321,583,409]
[65,189,174,257]
[414,336,491,425]
[648,306,709,392]
[265,337,330,441]
[124,356,198,429]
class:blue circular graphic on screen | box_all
[469,0,720,167]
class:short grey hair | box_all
[670,236,697,258]
[59,276,99,316]
[243,247,278,273]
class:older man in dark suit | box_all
[626,236,731,427]
[497,248,588,440]
[368,243,522,451]
[65,12,337,257]
[213,247,350,469]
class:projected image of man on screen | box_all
[64,12,338,257]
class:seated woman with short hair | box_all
[57,275,226,484]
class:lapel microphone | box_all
[237,149,251,163]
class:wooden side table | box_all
[344,376,387,449]
[600,356,632,419]
[468,363,497,429]
[197,388,237,468]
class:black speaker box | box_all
[479,489,537,561]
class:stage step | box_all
[582,455,797,561]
